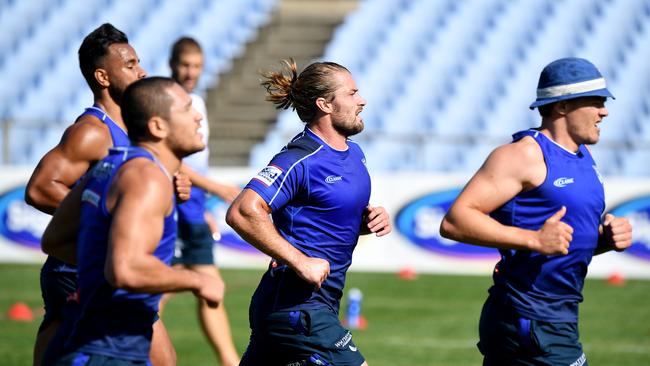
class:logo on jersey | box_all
[91,161,115,180]
[553,177,575,187]
[0,186,50,249]
[608,194,650,261]
[396,188,498,259]
[81,189,100,207]
[254,165,283,187]
[325,175,343,184]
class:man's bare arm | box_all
[104,160,222,304]
[40,177,88,264]
[226,188,330,289]
[440,138,573,255]
[25,117,112,214]
[180,164,240,203]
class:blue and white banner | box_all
[608,195,650,261]
[1,167,650,278]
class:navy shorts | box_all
[478,295,587,366]
[52,352,151,366]
[172,221,215,266]
[240,307,365,366]
[39,256,78,333]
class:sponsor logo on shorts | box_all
[570,353,587,366]
[553,177,575,187]
[349,345,358,352]
[254,165,283,187]
[325,175,343,184]
[335,331,352,348]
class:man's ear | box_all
[94,68,110,88]
[315,97,332,114]
[555,100,570,116]
[147,116,169,140]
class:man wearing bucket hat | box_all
[440,57,632,365]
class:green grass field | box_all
[1,264,649,365]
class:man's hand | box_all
[535,206,573,255]
[193,272,225,308]
[174,171,192,203]
[600,213,633,252]
[362,205,392,237]
[294,257,330,290]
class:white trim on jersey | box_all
[268,145,323,206]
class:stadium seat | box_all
[3,0,650,176]
[620,149,650,176]
[1,0,278,165]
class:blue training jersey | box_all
[489,129,605,322]
[245,128,371,314]
[42,106,130,281]
[65,146,177,362]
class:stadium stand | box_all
[252,0,650,176]
[0,0,278,163]
[1,0,650,176]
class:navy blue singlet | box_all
[65,146,176,362]
[489,129,605,322]
[41,106,130,293]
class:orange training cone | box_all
[7,302,34,322]
[398,266,418,280]
[606,272,625,286]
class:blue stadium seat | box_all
[589,145,622,177]
[132,0,206,76]
[251,0,650,176]
[324,0,406,75]
[459,142,500,173]
[1,0,278,166]
[620,149,650,176]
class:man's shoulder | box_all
[49,115,111,161]
[272,133,323,165]
[490,135,542,163]
[114,157,173,198]
[483,136,545,186]
[64,114,111,145]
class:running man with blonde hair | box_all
[227,59,392,366]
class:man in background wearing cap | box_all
[439,57,632,365]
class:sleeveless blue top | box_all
[82,105,130,147]
[245,128,371,315]
[42,106,130,278]
[66,146,177,361]
[489,129,605,322]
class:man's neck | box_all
[539,121,579,153]
[94,95,127,131]
[307,123,348,151]
[137,142,182,178]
